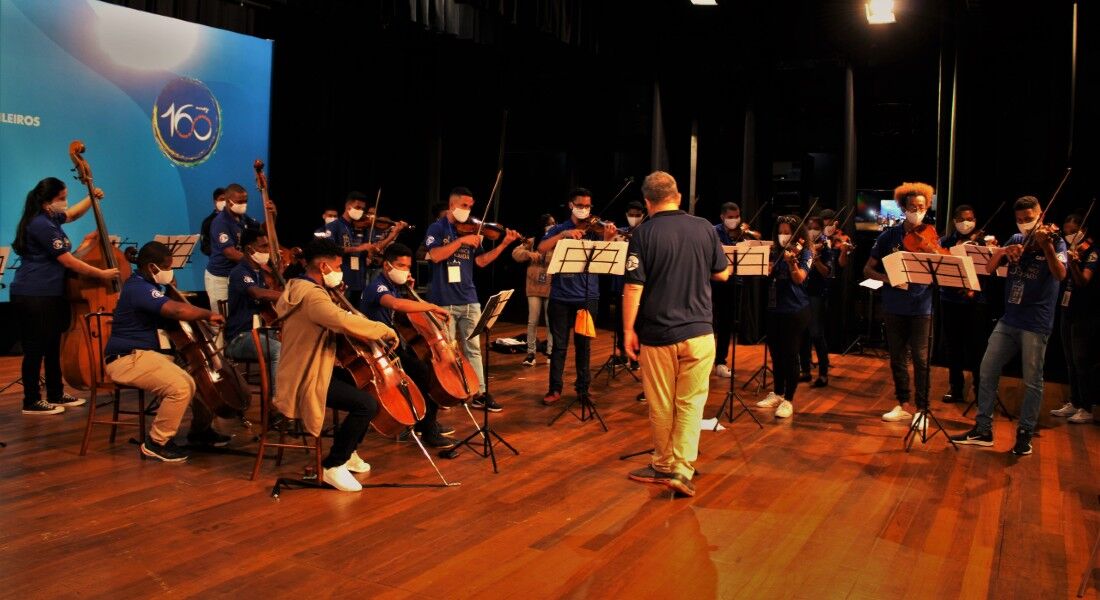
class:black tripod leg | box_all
[548,396,581,426]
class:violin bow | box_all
[770,198,820,272]
[744,199,772,230]
[367,187,381,245]
[1020,167,1071,247]
[1073,198,1096,253]
[596,177,636,220]
[971,200,1006,241]
[476,169,504,238]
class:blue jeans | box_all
[226,330,281,394]
[444,303,486,394]
[976,321,1049,434]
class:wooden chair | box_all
[218,298,259,385]
[79,312,152,456]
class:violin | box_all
[350,213,414,233]
[1021,223,1061,252]
[454,217,515,242]
[902,223,949,255]
[830,229,855,251]
[572,215,619,236]
[393,283,480,407]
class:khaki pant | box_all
[104,350,199,445]
[640,334,715,479]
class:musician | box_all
[224,229,282,393]
[798,214,834,388]
[609,201,647,370]
[821,209,851,268]
[537,188,619,406]
[317,192,378,307]
[360,204,409,286]
[314,208,339,237]
[511,213,556,366]
[423,187,521,412]
[103,241,229,462]
[937,205,990,404]
[10,177,117,415]
[205,183,261,315]
[951,196,1067,455]
[199,187,227,257]
[273,238,395,492]
[711,201,761,378]
[756,216,812,418]
[360,243,456,448]
[862,182,935,428]
[1051,212,1096,424]
[623,171,731,497]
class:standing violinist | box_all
[360,243,456,449]
[711,202,761,379]
[199,187,227,258]
[512,213,556,367]
[1050,212,1096,424]
[798,214,834,388]
[862,182,936,429]
[951,196,1066,455]
[423,187,521,412]
[821,209,852,268]
[937,204,991,405]
[224,229,282,394]
[103,241,229,462]
[10,177,118,415]
[273,238,396,492]
[360,205,409,286]
[205,183,262,317]
[317,192,378,307]
[538,188,619,407]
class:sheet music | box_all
[546,239,629,276]
[859,278,884,290]
[468,289,514,340]
[726,241,772,276]
[949,243,1007,277]
[153,234,200,269]
[882,251,981,291]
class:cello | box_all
[393,283,479,407]
[60,141,132,390]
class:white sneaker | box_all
[775,400,793,418]
[1068,408,1094,424]
[1050,402,1077,417]
[911,412,928,433]
[882,405,912,422]
[714,364,732,378]
[344,451,372,474]
[322,465,363,492]
[757,392,783,408]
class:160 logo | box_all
[152,77,221,166]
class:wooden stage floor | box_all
[0,324,1097,599]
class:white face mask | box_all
[322,268,343,289]
[324,216,337,225]
[955,220,976,235]
[572,206,591,220]
[806,229,821,240]
[215,200,226,212]
[627,216,642,227]
[230,202,248,215]
[824,224,836,236]
[778,234,792,246]
[251,251,271,265]
[151,265,174,285]
[387,264,410,285]
[724,217,741,230]
[1064,231,1083,246]
[451,207,471,223]
[347,208,364,221]
[1017,218,1039,234]
[544,224,554,233]
[905,209,927,226]
[49,200,68,214]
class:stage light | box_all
[90,2,200,71]
[865,0,896,24]
[690,0,719,6]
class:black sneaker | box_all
[1012,428,1033,456]
[433,422,456,436]
[949,427,993,447]
[472,393,502,413]
[942,393,961,404]
[420,430,457,449]
[799,372,813,383]
[629,360,640,371]
[22,399,64,415]
[664,473,696,497]
[628,465,673,484]
[186,428,232,448]
[50,393,86,408]
[522,353,536,367]
[611,355,629,367]
[812,376,829,388]
[141,439,190,462]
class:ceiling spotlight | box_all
[865,0,896,24]
[690,0,718,5]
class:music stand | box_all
[882,250,980,451]
[843,279,889,358]
[154,235,200,269]
[449,289,518,473]
[546,239,629,431]
[712,243,765,428]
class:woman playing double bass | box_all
[9,177,118,415]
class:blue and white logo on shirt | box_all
[151,290,164,299]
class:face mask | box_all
[955,220,976,235]
[322,268,343,288]
[778,234,792,246]
[806,229,822,240]
[572,206,591,220]
[230,202,248,215]
[627,216,642,227]
[824,224,836,236]
[451,207,471,223]
[347,208,364,221]
[1064,231,1082,246]
[387,264,410,285]
[151,265,174,285]
[324,216,337,225]
[544,224,554,233]
[49,200,68,214]
[1017,218,1039,234]
[215,200,226,212]
[905,210,926,226]
[251,251,271,265]
[724,217,741,230]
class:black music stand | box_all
[883,250,980,451]
[843,280,888,358]
[592,298,639,385]
[449,289,518,473]
[712,243,765,428]
[743,338,772,394]
[546,239,628,432]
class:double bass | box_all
[253,159,299,285]
[393,283,480,407]
[60,141,132,390]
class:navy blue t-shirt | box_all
[360,272,399,327]
[104,273,171,355]
[320,217,368,291]
[423,217,481,306]
[804,234,835,298]
[543,220,602,303]
[768,245,812,314]
[1061,240,1098,318]
[10,212,71,297]
[1001,233,1067,334]
[207,211,259,277]
[626,210,728,346]
[226,262,268,340]
[869,225,933,316]
[938,232,986,304]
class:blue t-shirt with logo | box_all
[423,217,481,306]
[869,225,933,316]
[360,272,398,327]
[805,234,835,297]
[1001,233,1067,334]
[320,217,368,291]
[104,273,171,355]
[10,212,71,297]
[768,245,812,314]
[542,220,602,303]
[226,262,268,340]
[207,210,259,277]
[1061,240,1098,318]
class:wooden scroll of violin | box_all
[60,141,132,390]
[393,283,479,407]
[253,160,299,285]
[324,285,427,437]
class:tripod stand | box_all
[743,337,772,394]
[962,393,1015,420]
[712,268,763,428]
[843,284,887,358]
[591,299,639,385]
